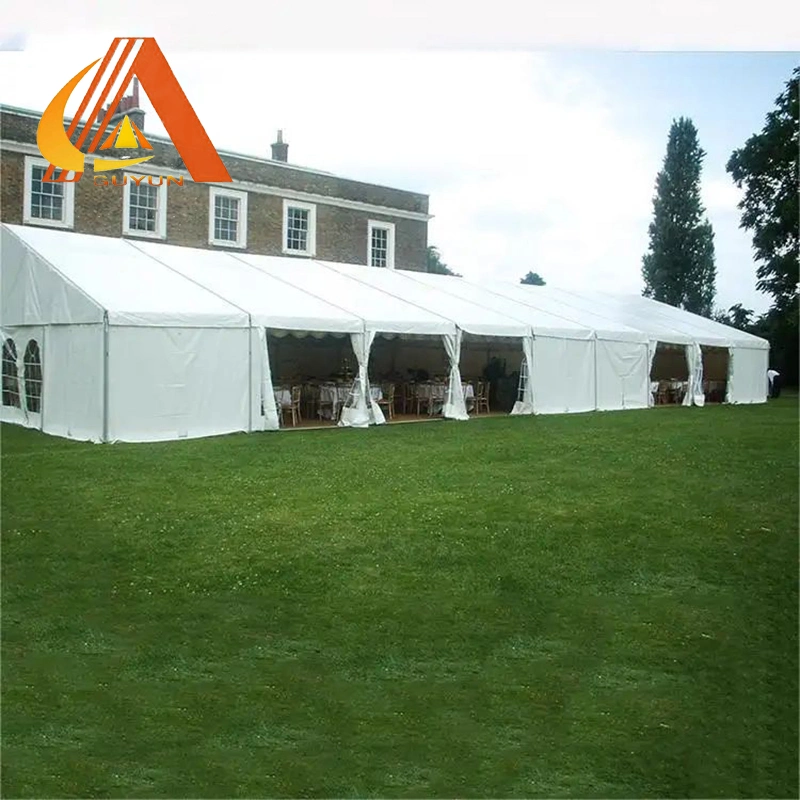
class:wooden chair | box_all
[317,384,336,422]
[415,384,433,416]
[377,383,395,421]
[302,383,319,420]
[402,382,415,414]
[475,381,490,414]
[280,385,302,427]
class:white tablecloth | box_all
[413,382,474,414]
[317,384,383,419]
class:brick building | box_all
[0,90,430,271]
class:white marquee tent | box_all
[0,223,769,443]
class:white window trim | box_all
[282,199,317,257]
[22,156,75,229]
[122,174,168,239]
[368,220,396,269]
[208,187,248,249]
[3,140,432,222]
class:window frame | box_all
[22,339,43,414]
[282,199,317,257]
[23,156,76,229]
[2,338,21,409]
[208,187,248,249]
[367,220,396,270]
[122,174,168,239]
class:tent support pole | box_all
[593,334,599,411]
[40,325,46,432]
[102,312,110,443]
[247,316,253,433]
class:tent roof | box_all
[2,224,249,327]
[128,240,363,333]
[402,270,596,340]
[315,259,530,339]
[2,224,103,326]
[478,281,650,343]
[611,293,769,349]
[235,253,455,336]
[0,224,770,352]
[532,287,691,346]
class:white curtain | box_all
[682,345,692,407]
[725,347,734,403]
[442,330,469,421]
[647,339,659,407]
[339,330,385,428]
[510,334,535,415]
[691,342,705,406]
[259,327,280,431]
[682,342,705,407]
[13,335,32,424]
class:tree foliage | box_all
[642,117,717,316]
[520,271,546,286]
[726,68,799,384]
[713,303,756,332]
[426,246,460,277]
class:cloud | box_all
[0,31,27,51]
[703,177,743,214]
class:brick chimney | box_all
[271,130,288,162]
[96,77,146,133]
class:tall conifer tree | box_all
[642,118,717,316]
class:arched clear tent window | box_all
[2,339,21,408]
[23,340,42,413]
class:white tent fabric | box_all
[312,260,522,421]
[646,340,659,407]
[236,253,455,337]
[0,223,770,443]
[510,335,535,415]
[128,239,363,431]
[339,331,384,428]
[256,326,280,431]
[406,271,594,339]
[3,225,248,328]
[728,347,771,404]
[489,283,649,344]
[235,253,462,424]
[130,240,364,335]
[515,287,767,406]
[482,282,652,413]
[1,324,41,429]
[682,342,705,407]
[405,271,597,415]
[442,331,469,421]
[1,230,102,325]
[595,339,650,411]
[316,259,530,339]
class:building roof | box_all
[0,103,430,210]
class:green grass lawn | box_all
[2,396,798,799]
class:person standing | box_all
[767,368,782,398]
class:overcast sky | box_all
[1,30,797,314]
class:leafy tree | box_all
[520,271,546,286]
[427,246,460,277]
[713,303,756,331]
[727,68,799,383]
[642,117,717,316]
